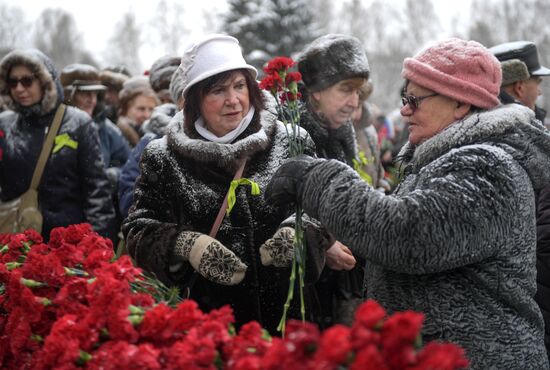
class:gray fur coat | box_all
[299,104,550,369]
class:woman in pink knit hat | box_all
[265,38,550,369]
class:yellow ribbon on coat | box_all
[352,151,373,186]
[52,133,78,153]
[226,178,261,215]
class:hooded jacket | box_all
[122,109,331,333]
[298,104,550,369]
[0,49,116,240]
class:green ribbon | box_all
[353,151,373,185]
[53,133,78,153]
[226,178,261,215]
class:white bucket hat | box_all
[180,34,257,98]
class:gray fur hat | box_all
[149,55,180,93]
[99,69,129,91]
[169,65,184,104]
[501,59,530,86]
[0,48,63,113]
[298,34,370,92]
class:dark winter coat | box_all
[298,102,366,327]
[118,104,177,219]
[298,104,550,369]
[536,184,550,363]
[94,111,130,171]
[500,93,550,361]
[122,109,330,333]
[0,49,116,240]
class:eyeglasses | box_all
[7,75,36,89]
[401,93,438,112]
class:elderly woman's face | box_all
[312,77,364,129]
[400,81,458,145]
[8,65,43,107]
[127,95,157,127]
[200,71,250,137]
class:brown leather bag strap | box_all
[29,104,66,190]
[209,157,247,237]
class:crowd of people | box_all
[1,32,550,369]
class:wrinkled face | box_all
[520,76,542,110]
[200,71,250,137]
[312,77,365,129]
[8,65,43,107]
[400,81,459,145]
[73,90,98,116]
[127,95,157,126]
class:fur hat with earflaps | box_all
[298,34,370,92]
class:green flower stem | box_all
[64,267,89,277]
[0,245,8,254]
[76,350,92,366]
[5,262,22,271]
[277,257,297,336]
[20,277,46,288]
[127,314,144,326]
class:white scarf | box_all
[194,107,255,143]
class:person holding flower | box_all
[296,34,370,328]
[265,38,550,369]
[122,34,329,334]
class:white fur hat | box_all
[180,34,257,98]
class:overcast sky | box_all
[5,0,469,69]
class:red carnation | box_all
[263,56,295,75]
[315,324,351,364]
[353,299,386,330]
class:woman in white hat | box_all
[122,34,329,333]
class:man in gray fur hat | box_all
[490,41,550,122]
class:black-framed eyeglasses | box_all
[401,93,438,111]
[7,75,36,89]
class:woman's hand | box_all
[259,227,295,267]
[173,232,247,285]
[325,241,356,271]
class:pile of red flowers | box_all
[0,224,468,369]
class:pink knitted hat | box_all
[402,38,502,109]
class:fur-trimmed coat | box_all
[0,49,115,240]
[122,109,331,333]
[298,104,550,369]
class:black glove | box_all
[265,154,317,207]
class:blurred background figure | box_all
[116,76,159,147]
[148,55,180,104]
[99,66,131,123]
[0,49,115,241]
[61,63,130,246]
[351,80,389,192]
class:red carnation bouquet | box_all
[0,225,468,369]
[259,57,309,335]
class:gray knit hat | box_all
[501,59,530,86]
[298,34,370,92]
[149,55,180,93]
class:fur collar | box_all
[166,108,279,172]
[399,104,550,190]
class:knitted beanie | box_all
[180,34,257,98]
[298,34,370,92]
[402,38,501,109]
[149,55,180,92]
